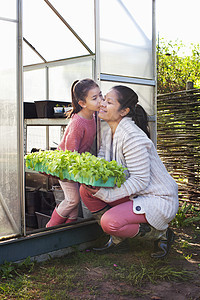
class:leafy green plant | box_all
[171,202,200,228]
[24,150,127,187]
[0,261,16,279]
[183,254,193,260]
[17,256,35,272]
[180,240,190,249]
[0,257,34,280]
[157,38,200,93]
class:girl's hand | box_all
[82,184,100,194]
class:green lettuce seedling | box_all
[24,150,127,187]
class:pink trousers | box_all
[80,185,147,238]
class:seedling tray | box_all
[26,161,116,187]
[25,150,126,188]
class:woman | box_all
[80,85,179,258]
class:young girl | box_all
[46,78,103,227]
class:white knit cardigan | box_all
[94,117,179,230]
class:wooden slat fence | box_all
[157,88,200,205]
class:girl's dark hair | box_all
[112,85,150,138]
[68,78,99,118]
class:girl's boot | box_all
[65,205,78,224]
[46,208,67,228]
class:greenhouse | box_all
[0,0,156,263]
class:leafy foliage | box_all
[0,257,34,280]
[171,202,200,228]
[25,150,127,187]
[157,38,200,94]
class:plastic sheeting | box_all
[0,13,21,238]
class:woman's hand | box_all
[82,184,100,194]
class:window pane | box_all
[23,41,44,66]
[24,69,46,101]
[100,0,153,79]
[23,0,91,63]
[50,0,95,53]
[49,59,93,101]
[0,0,16,19]
[101,81,154,116]
[26,126,61,153]
[0,20,21,238]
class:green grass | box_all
[0,227,199,299]
[0,252,192,299]
[109,259,191,285]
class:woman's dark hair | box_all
[112,85,150,138]
[68,78,99,118]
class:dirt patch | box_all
[64,227,200,300]
[67,265,200,300]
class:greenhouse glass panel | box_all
[24,69,46,101]
[99,0,153,79]
[23,0,90,63]
[26,126,61,153]
[100,81,155,116]
[23,41,44,66]
[49,0,95,53]
[49,59,94,101]
[0,0,16,19]
[0,20,21,238]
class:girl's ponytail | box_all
[68,80,82,118]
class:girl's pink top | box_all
[58,113,96,154]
